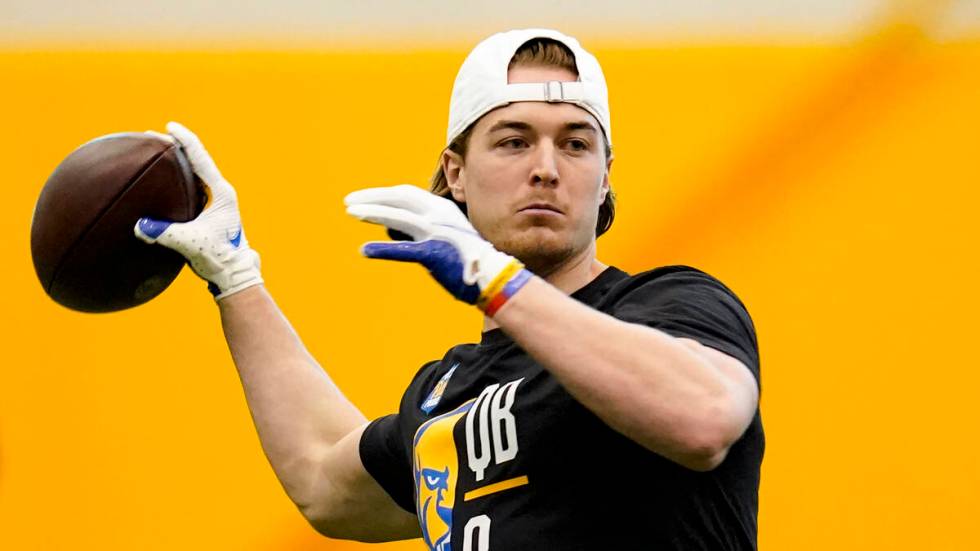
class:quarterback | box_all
[136,28,764,550]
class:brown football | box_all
[31,133,206,312]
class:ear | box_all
[442,149,466,203]
[599,154,613,202]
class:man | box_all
[136,28,763,550]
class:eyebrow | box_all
[487,120,533,133]
[564,121,599,134]
[487,120,599,134]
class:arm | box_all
[218,285,419,540]
[343,185,757,472]
[491,276,759,471]
[136,124,419,541]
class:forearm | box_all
[218,285,368,507]
[492,276,741,469]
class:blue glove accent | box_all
[229,227,242,247]
[136,217,172,239]
[362,240,480,304]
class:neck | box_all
[482,243,607,332]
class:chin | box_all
[495,230,577,277]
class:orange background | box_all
[2,13,979,551]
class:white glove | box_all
[134,122,262,300]
[345,185,532,313]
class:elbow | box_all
[293,475,344,539]
[297,495,331,536]
[300,491,375,542]
[281,472,339,537]
[639,419,731,472]
[301,502,348,540]
[302,506,399,543]
[674,400,743,472]
[303,509,335,538]
[677,441,730,472]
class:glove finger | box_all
[361,240,431,262]
[134,217,174,244]
[144,130,175,144]
[134,217,196,257]
[363,239,478,303]
[346,203,431,240]
[344,184,434,214]
[166,121,235,199]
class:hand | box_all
[344,185,531,314]
[134,122,263,300]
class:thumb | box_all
[134,217,173,244]
[361,240,431,263]
[134,217,192,254]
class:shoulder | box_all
[608,264,735,295]
[603,264,760,374]
[602,264,748,313]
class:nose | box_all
[529,142,559,187]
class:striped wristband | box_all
[477,260,533,316]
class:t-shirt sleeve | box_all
[609,268,761,388]
[359,414,417,513]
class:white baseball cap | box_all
[446,28,612,147]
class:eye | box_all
[566,138,590,151]
[498,137,528,149]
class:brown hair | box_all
[430,37,616,237]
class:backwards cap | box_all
[446,28,612,147]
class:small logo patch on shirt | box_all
[421,363,459,414]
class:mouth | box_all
[518,202,563,214]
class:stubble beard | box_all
[488,225,580,278]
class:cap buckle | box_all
[544,81,564,102]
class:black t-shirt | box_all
[360,265,764,550]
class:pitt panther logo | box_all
[413,377,526,551]
[414,400,475,551]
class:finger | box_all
[346,203,431,240]
[166,121,233,196]
[144,130,176,144]
[344,184,434,214]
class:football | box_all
[31,132,206,312]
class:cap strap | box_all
[505,81,587,103]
